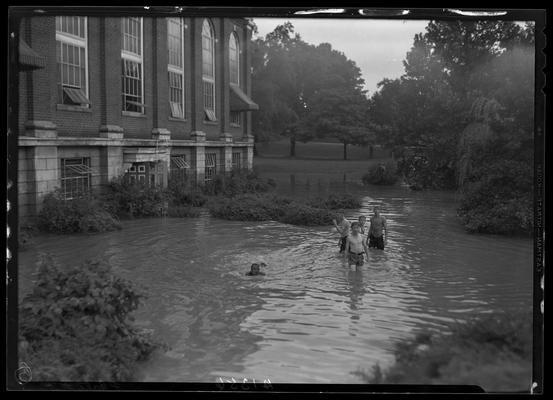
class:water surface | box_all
[18,179,533,384]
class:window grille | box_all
[56,16,86,38]
[232,152,242,171]
[126,162,165,187]
[205,152,217,182]
[56,17,88,106]
[168,18,185,119]
[61,157,92,200]
[229,32,240,85]
[169,71,184,118]
[230,111,241,126]
[122,17,142,55]
[122,59,144,112]
[121,18,144,113]
[203,81,215,120]
[202,19,216,120]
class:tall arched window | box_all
[229,32,239,85]
[229,32,241,126]
[202,19,216,121]
[167,18,185,119]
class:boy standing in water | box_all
[346,222,369,270]
[367,206,387,250]
[333,213,351,253]
[358,215,368,235]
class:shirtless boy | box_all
[367,206,387,250]
[346,222,369,270]
[333,213,351,253]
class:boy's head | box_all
[336,213,345,221]
[250,263,260,274]
[358,215,366,223]
[373,206,380,216]
[351,221,360,233]
[247,262,266,276]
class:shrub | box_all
[166,176,208,207]
[207,194,281,221]
[166,205,201,218]
[396,146,457,190]
[19,255,161,381]
[37,191,121,234]
[279,204,335,226]
[200,171,276,197]
[356,312,532,392]
[102,179,168,218]
[18,223,38,250]
[362,162,399,186]
[208,194,341,226]
[307,193,361,209]
[458,159,533,235]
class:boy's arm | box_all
[345,237,351,256]
[363,240,369,255]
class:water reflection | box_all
[17,181,533,383]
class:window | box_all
[205,152,217,182]
[168,18,185,119]
[121,17,144,113]
[229,32,240,85]
[170,155,189,183]
[126,162,164,187]
[56,17,89,106]
[202,19,216,121]
[230,111,241,126]
[61,157,91,199]
[232,152,242,171]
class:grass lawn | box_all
[256,140,391,160]
[254,156,393,184]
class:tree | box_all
[252,23,373,158]
[302,42,372,159]
[251,23,319,156]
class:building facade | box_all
[16,15,258,219]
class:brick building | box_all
[16,15,258,219]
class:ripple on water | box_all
[17,184,533,383]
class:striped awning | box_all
[230,84,259,111]
[171,157,190,169]
[19,39,46,70]
[63,87,90,105]
[65,164,95,175]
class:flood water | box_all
[17,174,534,384]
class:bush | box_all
[37,191,121,234]
[166,176,208,207]
[307,193,362,209]
[102,179,168,218]
[362,162,399,186]
[200,171,276,197]
[18,223,38,250]
[355,312,532,392]
[166,205,201,218]
[208,194,342,226]
[279,204,335,226]
[207,194,282,221]
[458,159,533,235]
[19,255,161,381]
[396,146,457,190]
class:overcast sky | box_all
[252,18,430,96]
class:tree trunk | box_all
[290,137,296,157]
[253,142,258,156]
[343,142,348,160]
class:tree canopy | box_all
[251,22,372,158]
